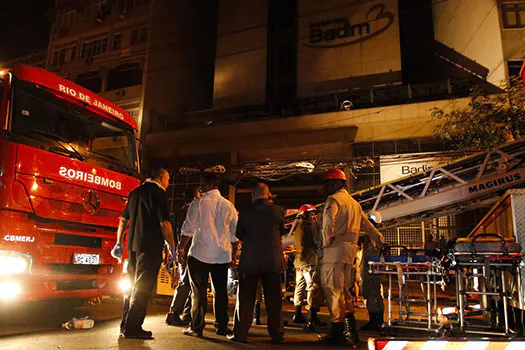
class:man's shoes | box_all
[271,332,284,344]
[216,327,232,336]
[123,329,154,340]
[292,314,306,324]
[182,327,203,337]
[293,305,306,324]
[166,313,190,326]
[361,312,384,331]
[227,334,246,343]
[308,308,328,327]
[304,320,316,332]
[180,316,192,326]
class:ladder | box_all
[352,139,525,228]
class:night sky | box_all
[0,0,55,63]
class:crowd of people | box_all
[110,166,386,345]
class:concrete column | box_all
[343,143,354,193]
[344,165,353,193]
[100,66,108,93]
[228,150,238,204]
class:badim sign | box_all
[380,153,459,184]
[306,4,395,48]
[297,0,402,98]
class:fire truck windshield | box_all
[11,80,139,177]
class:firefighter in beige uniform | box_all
[318,168,385,345]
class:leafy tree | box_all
[432,77,525,151]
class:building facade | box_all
[46,1,524,238]
[47,0,218,137]
[3,51,48,69]
[143,0,524,243]
[47,0,153,128]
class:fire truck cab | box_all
[0,64,140,301]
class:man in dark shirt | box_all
[228,183,285,343]
[166,187,200,326]
[111,167,176,339]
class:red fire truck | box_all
[0,64,140,302]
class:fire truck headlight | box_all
[119,278,131,292]
[0,251,32,275]
[0,281,21,300]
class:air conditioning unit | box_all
[118,9,128,20]
[116,89,126,98]
[96,11,106,23]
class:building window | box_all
[508,60,524,76]
[508,60,524,85]
[76,71,102,93]
[131,26,148,45]
[70,46,77,61]
[81,36,109,59]
[83,0,109,22]
[59,50,66,65]
[134,0,150,7]
[502,2,525,28]
[52,46,76,66]
[120,103,141,122]
[52,51,59,66]
[107,63,143,90]
[115,0,132,15]
[112,33,122,50]
[58,10,77,28]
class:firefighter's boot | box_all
[318,322,346,344]
[344,313,360,345]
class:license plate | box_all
[73,253,100,265]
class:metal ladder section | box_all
[353,139,525,228]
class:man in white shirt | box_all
[177,174,238,337]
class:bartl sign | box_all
[306,4,394,48]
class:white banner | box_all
[380,153,458,184]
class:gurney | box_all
[449,233,524,337]
[368,245,446,334]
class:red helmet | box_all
[323,168,347,181]
[298,204,317,217]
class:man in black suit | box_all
[228,183,285,343]
[111,167,176,340]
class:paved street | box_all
[0,297,377,350]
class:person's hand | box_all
[229,258,236,269]
[177,249,185,265]
[111,243,123,263]
[168,246,177,265]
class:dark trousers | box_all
[188,256,229,333]
[233,271,283,341]
[168,262,192,320]
[120,250,162,334]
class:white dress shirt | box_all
[181,189,238,264]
